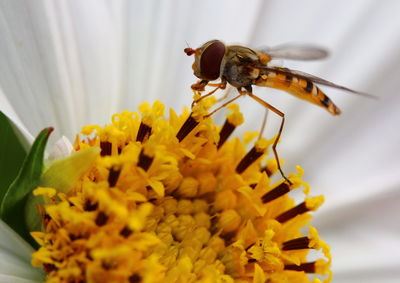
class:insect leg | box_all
[191,85,219,108]
[204,92,243,118]
[191,81,227,108]
[191,80,209,91]
[208,82,227,88]
[246,92,292,184]
[258,108,269,140]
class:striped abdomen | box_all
[255,69,341,115]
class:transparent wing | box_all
[258,66,377,99]
[259,44,329,61]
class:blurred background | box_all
[0,0,399,282]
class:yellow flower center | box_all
[31,100,332,283]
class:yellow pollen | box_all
[226,104,244,126]
[306,196,325,211]
[33,187,57,198]
[254,137,270,151]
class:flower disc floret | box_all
[31,100,331,283]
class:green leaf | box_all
[0,112,28,203]
[0,127,53,245]
[25,146,100,231]
[40,146,100,193]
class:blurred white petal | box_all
[0,220,43,281]
[47,135,73,161]
[0,0,398,282]
[0,275,40,283]
[0,86,34,150]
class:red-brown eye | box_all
[200,41,225,80]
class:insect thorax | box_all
[221,45,261,88]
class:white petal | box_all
[0,87,34,150]
[47,135,73,161]
[0,220,44,280]
[314,173,400,278]
[0,251,41,280]
[0,274,40,283]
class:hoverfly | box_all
[184,40,373,183]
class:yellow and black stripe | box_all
[255,68,341,115]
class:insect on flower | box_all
[184,39,374,183]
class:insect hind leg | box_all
[246,91,292,185]
[258,108,269,140]
[239,86,269,139]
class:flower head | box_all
[31,99,331,283]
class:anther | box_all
[120,226,133,238]
[69,233,82,241]
[128,274,142,283]
[284,262,316,273]
[108,166,121,187]
[136,122,152,143]
[217,119,236,149]
[100,141,112,156]
[95,211,108,226]
[260,166,273,177]
[102,261,114,270]
[137,149,154,171]
[176,114,200,142]
[43,213,51,227]
[276,196,324,223]
[84,200,98,211]
[43,263,57,273]
[245,243,255,251]
[236,140,267,174]
[282,236,310,250]
[276,202,308,223]
[261,182,290,204]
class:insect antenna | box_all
[184,40,196,56]
[185,40,191,49]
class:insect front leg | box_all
[191,80,227,108]
[191,80,209,91]
[246,91,292,185]
[208,81,227,89]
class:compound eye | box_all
[200,41,225,80]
